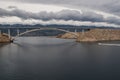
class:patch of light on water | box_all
[13,37,75,45]
[98,43,120,47]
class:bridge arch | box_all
[14,28,78,38]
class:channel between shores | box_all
[1,29,120,43]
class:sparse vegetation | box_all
[0,33,11,43]
[57,29,120,42]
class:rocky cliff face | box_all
[0,33,11,43]
[57,29,120,42]
[57,33,78,39]
[77,29,120,42]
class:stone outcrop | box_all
[0,33,12,43]
[77,29,120,42]
[57,29,120,42]
[56,33,78,39]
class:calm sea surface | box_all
[0,37,120,80]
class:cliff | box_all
[57,33,78,39]
[77,29,120,42]
[57,29,120,42]
[0,33,12,43]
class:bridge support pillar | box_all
[0,29,1,34]
[82,29,85,36]
[8,29,11,39]
[75,29,77,33]
[17,29,20,36]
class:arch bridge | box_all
[12,28,79,40]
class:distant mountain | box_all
[0,24,119,29]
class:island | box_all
[0,33,12,43]
[57,29,120,42]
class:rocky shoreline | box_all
[57,29,120,42]
[0,33,12,43]
[1,29,120,43]
[56,33,78,39]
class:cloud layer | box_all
[0,0,120,27]
[4,0,120,16]
[0,8,120,26]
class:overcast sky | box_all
[0,0,120,27]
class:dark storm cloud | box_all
[106,17,120,25]
[6,0,120,16]
[0,8,120,25]
[18,0,112,6]
[4,0,117,10]
[103,0,120,16]
[0,8,103,21]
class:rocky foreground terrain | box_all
[56,32,78,39]
[0,33,12,43]
[57,29,120,42]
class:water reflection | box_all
[0,37,120,80]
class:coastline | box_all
[57,29,120,42]
[0,33,12,43]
